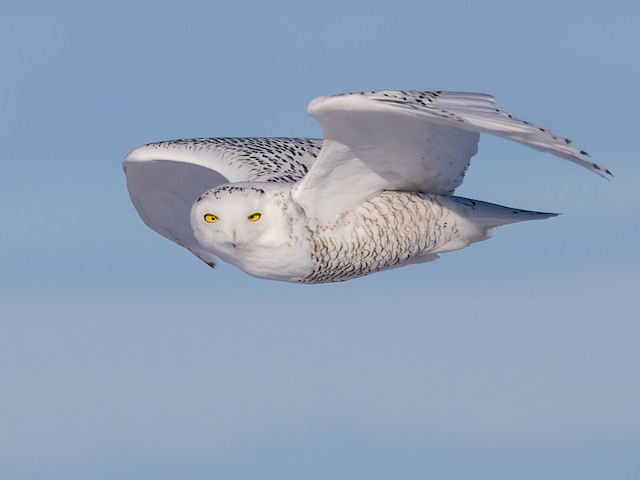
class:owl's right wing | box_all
[292,91,611,225]
[123,137,321,267]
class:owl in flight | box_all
[123,91,610,283]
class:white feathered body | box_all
[190,184,553,283]
[302,192,552,283]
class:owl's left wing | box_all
[123,137,321,267]
[292,91,611,224]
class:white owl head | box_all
[190,183,290,258]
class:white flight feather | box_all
[292,91,610,224]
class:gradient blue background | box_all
[1,1,639,478]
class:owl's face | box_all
[190,184,288,259]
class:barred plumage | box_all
[304,193,453,283]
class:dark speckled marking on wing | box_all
[198,185,266,201]
[144,137,323,183]
[319,90,613,178]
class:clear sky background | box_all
[1,1,639,479]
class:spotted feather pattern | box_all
[142,137,322,183]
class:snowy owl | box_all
[123,90,611,283]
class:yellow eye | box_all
[204,214,218,223]
[248,213,262,222]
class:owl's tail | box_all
[433,195,558,253]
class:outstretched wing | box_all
[123,137,321,266]
[292,91,611,224]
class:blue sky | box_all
[1,1,639,479]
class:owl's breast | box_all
[214,199,315,282]
[226,237,314,282]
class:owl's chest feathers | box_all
[303,192,459,283]
[220,191,463,283]
[222,200,314,282]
